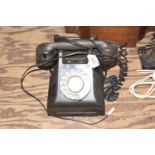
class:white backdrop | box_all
[0,0,155,154]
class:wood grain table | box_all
[0,27,155,128]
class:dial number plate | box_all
[60,69,90,100]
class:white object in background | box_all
[129,70,155,99]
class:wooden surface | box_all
[0,27,155,128]
[90,26,145,46]
[66,26,151,46]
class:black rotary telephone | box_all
[139,33,155,69]
[33,36,128,116]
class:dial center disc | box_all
[67,75,84,93]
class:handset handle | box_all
[36,39,118,69]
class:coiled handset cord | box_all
[89,39,128,101]
[105,44,128,101]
